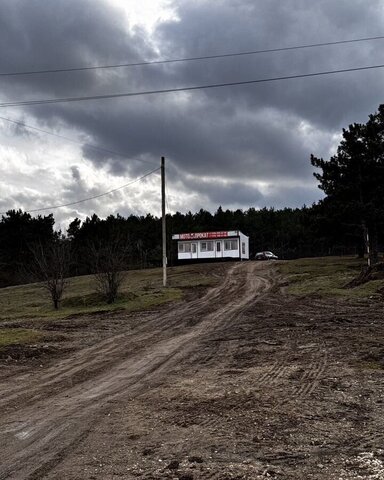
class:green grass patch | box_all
[361,361,384,370]
[279,256,384,298]
[0,263,222,322]
[0,328,42,348]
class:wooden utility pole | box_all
[161,156,167,287]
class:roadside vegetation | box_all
[0,263,224,351]
[0,263,222,323]
[0,328,42,348]
[279,256,384,298]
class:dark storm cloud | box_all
[48,94,320,183]
[180,170,320,211]
[181,176,263,207]
[0,0,157,99]
[156,0,384,128]
[0,0,383,215]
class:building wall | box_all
[239,232,250,260]
[177,237,248,260]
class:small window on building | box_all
[179,242,193,253]
[191,243,197,253]
[201,241,213,252]
[224,239,238,250]
[242,242,245,254]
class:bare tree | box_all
[90,234,130,304]
[30,239,71,310]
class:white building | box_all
[172,230,249,261]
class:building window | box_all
[242,242,245,254]
[224,239,238,250]
[201,241,213,252]
[179,242,198,253]
[179,242,192,252]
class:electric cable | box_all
[0,167,160,215]
[0,115,158,166]
[0,35,383,77]
[1,63,384,108]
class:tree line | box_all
[0,203,377,284]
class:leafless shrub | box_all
[90,234,131,304]
[30,240,71,310]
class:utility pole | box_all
[365,225,371,267]
[362,221,371,267]
[161,156,167,287]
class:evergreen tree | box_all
[311,105,384,264]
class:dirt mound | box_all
[345,262,384,288]
[0,343,66,363]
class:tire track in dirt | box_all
[182,264,290,393]
[258,360,291,387]
[186,265,329,403]
[354,432,384,452]
[172,264,293,397]
[0,262,267,410]
[181,263,276,371]
[253,344,328,401]
[291,349,328,399]
[0,264,237,410]
[0,261,274,480]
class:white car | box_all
[255,251,278,260]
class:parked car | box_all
[255,251,278,260]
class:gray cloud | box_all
[157,0,384,126]
[70,166,81,182]
[0,0,383,223]
[182,176,263,206]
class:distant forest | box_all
[0,203,377,288]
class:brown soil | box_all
[1,262,384,479]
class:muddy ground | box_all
[0,261,383,479]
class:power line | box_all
[0,167,160,215]
[1,63,384,108]
[1,35,384,77]
[0,115,158,166]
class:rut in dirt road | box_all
[0,261,276,480]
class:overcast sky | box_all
[0,0,383,230]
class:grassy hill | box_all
[279,256,384,298]
[0,257,383,352]
[0,263,226,350]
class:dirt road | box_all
[1,261,383,479]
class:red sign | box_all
[179,231,229,240]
